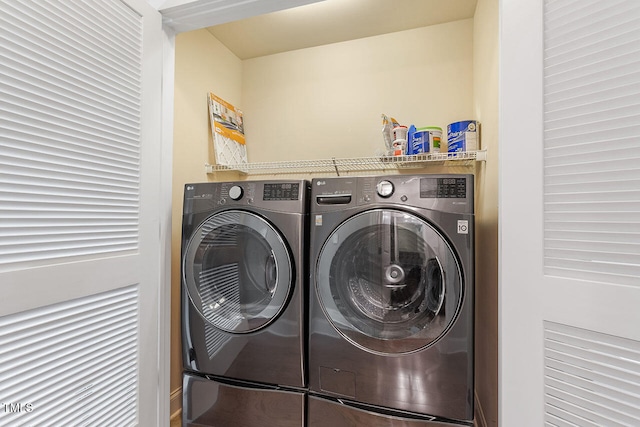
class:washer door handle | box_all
[265,252,277,294]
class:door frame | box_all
[499,0,544,424]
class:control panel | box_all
[420,177,467,199]
[311,175,473,215]
[263,183,300,201]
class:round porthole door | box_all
[316,209,463,354]
[183,210,292,334]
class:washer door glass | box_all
[316,209,462,354]
[183,210,292,333]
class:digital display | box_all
[263,183,300,201]
[420,178,466,198]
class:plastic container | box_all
[408,129,429,155]
[392,139,407,156]
[407,126,441,155]
[422,126,442,153]
[447,120,479,153]
[393,125,408,142]
[406,125,416,155]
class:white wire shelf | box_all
[205,150,486,175]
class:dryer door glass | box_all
[184,210,292,333]
[316,209,462,354]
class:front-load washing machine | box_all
[308,174,474,426]
[181,180,309,427]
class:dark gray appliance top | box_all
[184,179,309,215]
[311,174,474,214]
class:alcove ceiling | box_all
[206,0,478,59]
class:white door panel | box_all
[1,255,141,316]
[500,0,640,425]
[0,0,164,425]
[544,278,640,341]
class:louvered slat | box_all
[544,321,640,426]
[0,0,143,271]
[543,0,640,287]
[0,285,139,427]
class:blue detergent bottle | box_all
[406,125,416,155]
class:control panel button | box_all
[228,185,244,201]
[376,180,394,198]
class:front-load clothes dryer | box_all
[308,174,474,426]
[181,180,308,427]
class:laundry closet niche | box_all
[171,0,498,426]
[174,2,475,166]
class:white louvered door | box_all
[501,0,640,425]
[0,1,164,426]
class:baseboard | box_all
[474,391,488,427]
[170,410,181,424]
[170,387,182,420]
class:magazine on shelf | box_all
[207,92,247,166]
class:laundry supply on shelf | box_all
[381,114,406,156]
[447,120,479,153]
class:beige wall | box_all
[171,12,499,425]
[473,0,499,426]
[170,28,242,415]
[242,19,474,161]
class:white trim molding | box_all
[159,0,322,33]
